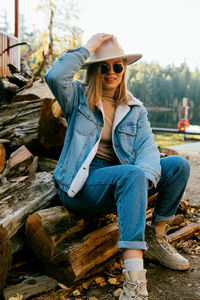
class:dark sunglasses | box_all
[100,63,124,75]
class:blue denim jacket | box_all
[45,47,161,197]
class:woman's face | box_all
[100,59,124,90]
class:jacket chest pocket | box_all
[74,106,97,137]
[117,124,137,151]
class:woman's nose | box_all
[107,65,114,74]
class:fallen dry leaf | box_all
[108,277,120,285]
[114,262,121,269]
[95,276,107,287]
[72,289,81,296]
[8,294,23,300]
[82,279,93,289]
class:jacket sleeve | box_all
[134,106,161,187]
[44,47,90,117]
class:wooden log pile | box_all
[0,73,200,299]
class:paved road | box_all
[166,142,200,153]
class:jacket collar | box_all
[112,93,143,131]
[98,92,143,132]
[127,92,143,107]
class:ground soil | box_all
[2,151,200,300]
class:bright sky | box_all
[1,0,200,71]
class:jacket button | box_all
[115,144,119,147]
[124,159,128,163]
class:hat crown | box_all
[90,36,125,61]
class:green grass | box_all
[154,132,200,147]
[154,133,185,148]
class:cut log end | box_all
[0,143,6,174]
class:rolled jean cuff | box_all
[153,213,175,222]
[117,241,148,251]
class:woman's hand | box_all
[84,33,113,53]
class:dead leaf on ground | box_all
[8,294,23,300]
[94,276,107,287]
[72,289,81,296]
[82,279,93,289]
[108,277,121,285]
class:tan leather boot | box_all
[144,223,189,270]
[119,269,148,300]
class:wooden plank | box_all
[3,276,58,300]
[0,33,19,77]
[168,223,200,242]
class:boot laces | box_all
[125,279,148,299]
[157,233,177,254]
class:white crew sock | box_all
[124,258,144,271]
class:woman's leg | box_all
[149,155,190,221]
[59,163,148,250]
[59,160,149,299]
[146,155,190,270]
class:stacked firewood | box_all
[0,76,200,299]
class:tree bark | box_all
[0,172,57,242]
[0,98,66,152]
[0,171,57,290]
[38,98,66,149]
[0,225,12,293]
[0,99,42,151]
[3,276,58,300]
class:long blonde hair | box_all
[84,61,129,111]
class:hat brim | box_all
[81,54,142,69]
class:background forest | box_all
[1,0,200,128]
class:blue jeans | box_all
[58,155,190,251]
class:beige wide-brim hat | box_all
[82,36,142,69]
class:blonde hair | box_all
[84,61,129,111]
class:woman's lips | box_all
[105,78,116,82]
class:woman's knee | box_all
[118,165,147,184]
[161,155,190,179]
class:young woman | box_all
[45,33,190,300]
